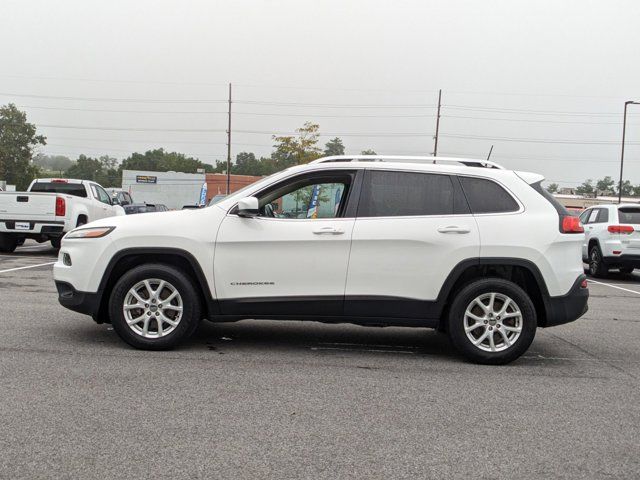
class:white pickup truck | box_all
[0,178,124,252]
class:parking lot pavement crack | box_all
[544,331,638,381]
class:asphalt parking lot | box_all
[1,241,639,479]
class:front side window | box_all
[91,185,111,205]
[579,209,591,224]
[459,176,519,214]
[358,170,456,217]
[256,173,352,219]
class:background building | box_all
[121,170,206,209]
[205,173,262,202]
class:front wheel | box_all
[447,278,537,365]
[109,264,202,350]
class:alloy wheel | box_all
[123,278,183,338]
[463,292,523,352]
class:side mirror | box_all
[237,196,259,217]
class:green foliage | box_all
[617,179,633,196]
[546,183,559,193]
[575,179,594,195]
[120,148,213,174]
[65,155,121,187]
[0,103,46,190]
[361,149,377,155]
[33,154,73,173]
[324,137,345,156]
[272,122,322,167]
[595,176,615,194]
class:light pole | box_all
[618,100,640,203]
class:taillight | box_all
[561,215,584,233]
[607,225,634,234]
[55,197,66,217]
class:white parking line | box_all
[589,279,640,295]
[0,262,56,274]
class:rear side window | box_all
[460,177,519,214]
[358,170,459,217]
[30,182,87,198]
[618,207,640,224]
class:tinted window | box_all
[618,207,640,224]
[459,177,519,214]
[91,185,111,205]
[358,170,455,217]
[30,182,87,198]
[579,209,591,224]
[594,208,609,223]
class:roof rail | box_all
[309,155,505,169]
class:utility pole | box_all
[433,89,442,159]
[226,83,232,195]
[618,100,639,204]
[486,145,494,161]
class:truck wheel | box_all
[109,263,202,350]
[588,245,607,277]
[0,234,18,253]
[50,237,62,250]
[447,278,537,365]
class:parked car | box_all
[0,178,124,252]
[106,189,134,207]
[53,155,588,364]
[123,203,169,215]
[579,203,640,276]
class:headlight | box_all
[65,227,115,239]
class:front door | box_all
[214,169,359,316]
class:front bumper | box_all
[55,281,103,322]
[542,274,589,327]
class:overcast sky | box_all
[1,0,639,187]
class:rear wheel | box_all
[0,234,18,253]
[109,263,202,350]
[447,278,537,365]
[588,245,607,277]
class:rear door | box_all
[344,169,479,319]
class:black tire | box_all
[50,237,61,250]
[620,266,634,274]
[588,244,607,277]
[0,234,18,253]
[447,278,537,365]
[109,263,202,350]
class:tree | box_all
[632,185,640,197]
[546,183,559,193]
[575,179,594,196]
[120,148,213,174]
[33,154,73,173]
[596,176,615,194]
[64,154,121,187]
[361,149,377,155]
[272,122,322,167]
[617,179,633,197]
[0,103,46,190]
[324,137,345,156]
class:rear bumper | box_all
[0,219,65,236]
[55,281,103,322]
[542,274,589,327]
[603,254,640,269]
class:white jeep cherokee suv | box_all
[54,156,588,364]
[580,203,640,276]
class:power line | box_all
[441,133,640,145]
[442,114,628,126]
[0,92,227,104]
[445,104,638,117]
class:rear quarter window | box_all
[459,176,519,214]
[618,208,640,224]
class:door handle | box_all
[312,226,344,235]
[437,225,471,234]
